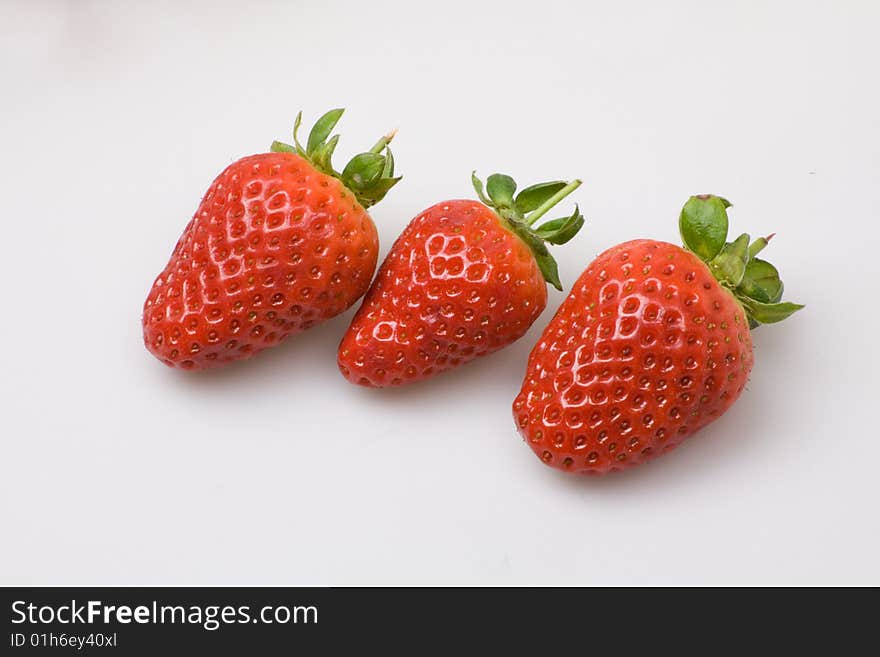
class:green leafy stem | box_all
[679,195,804,327]
[471,172,584,291]
[270,109,400,209]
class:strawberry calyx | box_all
[271,109,400,209]
[471,172,584,290]
[679,194,804,328]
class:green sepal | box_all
[739,298,805,324]
[509,223,562,291]
[291,111,305,153]
[270,141,296,154]
[709,232,749,288]
[680,195,730,261]
[352,176,402,209]
[738,258,783,303]
[270,109,401,208]
[486,174,517,209]
[342,152,386,189]
[382,147,395,178]
[307,108,344,155]
[310,134,339,173]
[470,172,583,290]
[533,205,584,245]
[471,171,492,205]
[514,181,566,214]
[677,194,803,328]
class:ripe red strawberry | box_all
[338,172,584,386]
[513,195,803,474]
[143,109,400,370]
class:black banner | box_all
[0,586,867,653]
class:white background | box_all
[2,0,878,585]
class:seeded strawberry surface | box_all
[513,239,755,474]
[338,200,548,386]
[143,152,378,369]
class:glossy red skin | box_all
[338,200,547,387]
[143,152,378,370]
[513,240,754,474]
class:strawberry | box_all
[513,195,803,474]
[338,172,584,386]
[143,109,400,370]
